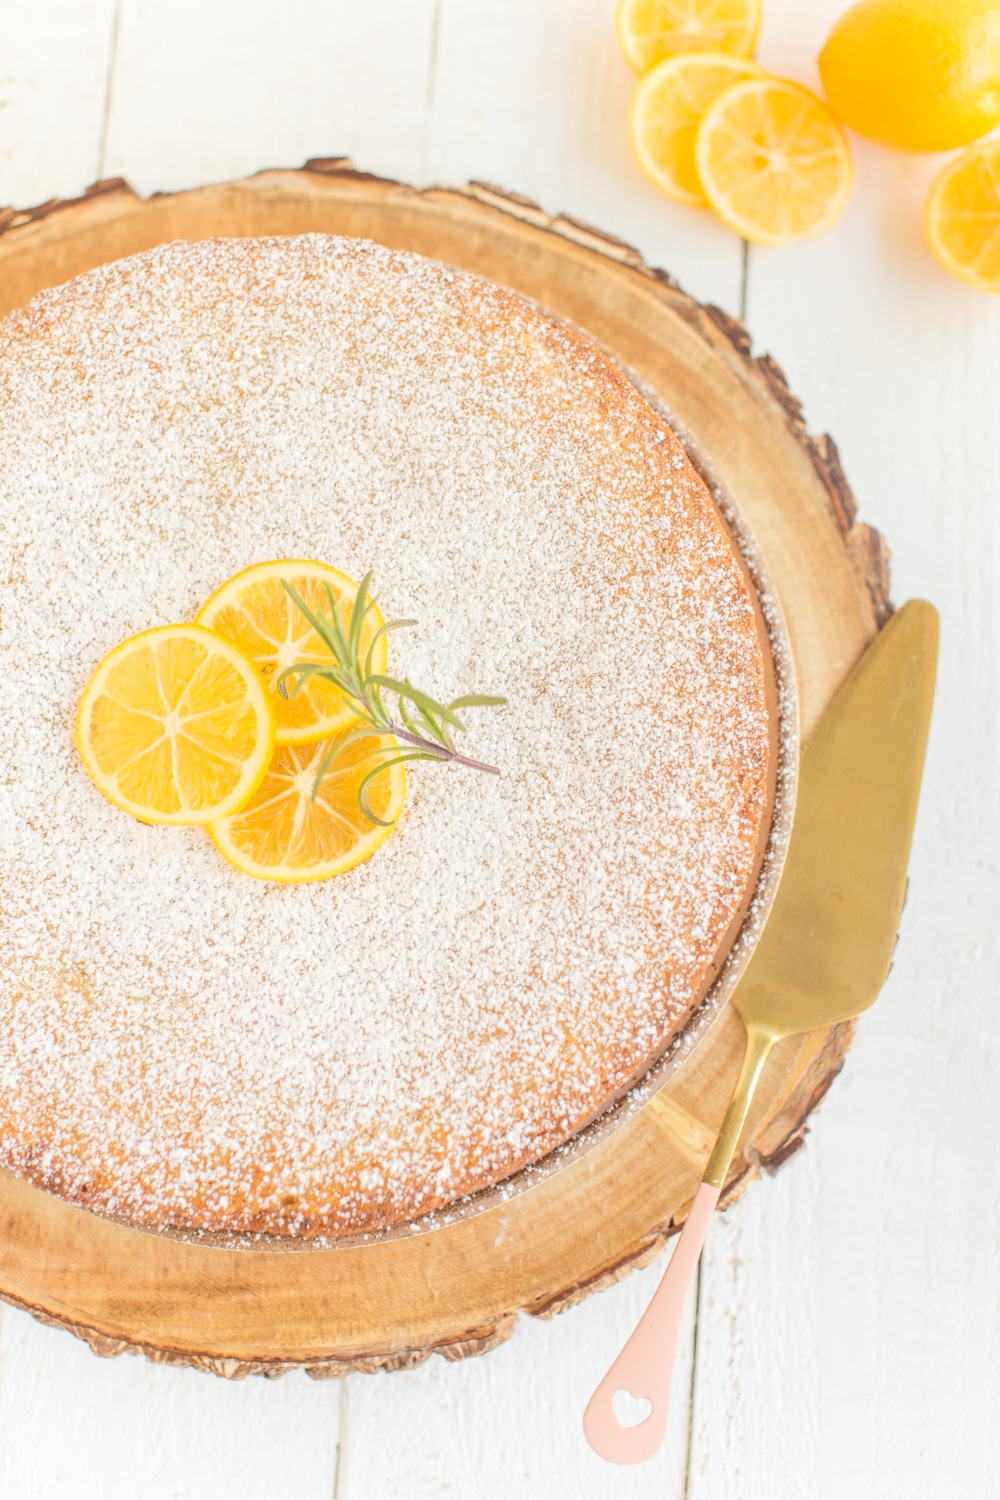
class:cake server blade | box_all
[584,598,939,1465]
[729,596,940,1038]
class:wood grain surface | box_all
[1,3,997,1498]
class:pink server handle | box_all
[582,1180,721,1465]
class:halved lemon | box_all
[196,560,388,746]
[75,625,276,825]
[695,78,853,245]
[631,53,763,204]
[925,139,1000,293]
[616,0,761,73]
[208,733,407,883]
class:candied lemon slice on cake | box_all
[75,625,276,825]
[197,560,388,746]
[616,0,762,73]
[695,78,853,245]
[630,53,763,204]
[209,734,407,883]
[925,139,1000,293]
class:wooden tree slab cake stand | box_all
[0,163,890,1379]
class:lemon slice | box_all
[75,625,276,825]
[616,0,761,73]
[631,53,763,203]
[209,733,407,883]
[197,560,387,746]
[925,139,1000,293]
[695,78,853,245]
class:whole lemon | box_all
[819,0,1000,151]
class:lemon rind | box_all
[695,77,853,247]
[196,558,388,748]
[207,763,407,883]
[630,53,764,205]
[75,624,277,827]
[616,0,761,73]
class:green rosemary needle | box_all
[277,572,507,826]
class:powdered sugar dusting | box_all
[0,236,772,1238]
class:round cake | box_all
[0,235,775,1239]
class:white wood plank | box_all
[0,0,116,207]
[0,1304,340,1500]
[690,4,1000,1497]
[338,1247,698,1499]
[103,0,439,195]
[689,1140,824,1498]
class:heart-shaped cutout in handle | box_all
[584,1182,722,1464]
[612,1388,653,1429]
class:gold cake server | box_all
[585,599,939,1465]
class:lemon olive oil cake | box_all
[0,236,775,1239]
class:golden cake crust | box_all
[0,236,775,1239]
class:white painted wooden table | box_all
[2,2,998,1495]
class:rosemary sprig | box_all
[277,572,507,826]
